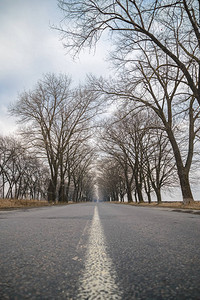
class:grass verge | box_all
[1,199,200,211]
[113,201,200,210]
[0,198,70,210]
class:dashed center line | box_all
[76,206,122,299]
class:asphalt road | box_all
[0,203,200,299]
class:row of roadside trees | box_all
[96,109,178,204]
[3,70,200,204]
[58,0,200,204]
[0,131,95,203]
[0,136,48,200]
[6,74,97,203]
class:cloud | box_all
[0,0,110,135]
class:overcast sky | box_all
[0,0,110,135]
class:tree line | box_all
[5,74,96,203]
[57,0,200,204]
[4,70,200,204]
[96,109,178,203]
[0,136,48,200]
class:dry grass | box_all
[1,198,200,211]
[0,198,51,209]
[114,201,200,210]
[0,198,75,210]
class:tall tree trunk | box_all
[144,175,152,203]
[135,176,144,203]
[126,185,133,202]
[155,188,162,204]
[151,181,162,204]
[124,165,133,202]
[134,190,138,203]
[47,178,57,202]
[59,163,68,202]
[178,169,193,205]
[166,129,194,204]
[65,175,71,203]
[147,192,151,204]
[58,183,66,202]
[137,185,144,203]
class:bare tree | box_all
[143,127,178,203]
[99,108,178,203]
[10,74,72,201]
[10,74,99,202]
[58,0,200,106]
[0,136,48,200]
[88,41,200,204]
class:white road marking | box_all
[76,206,122,299]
